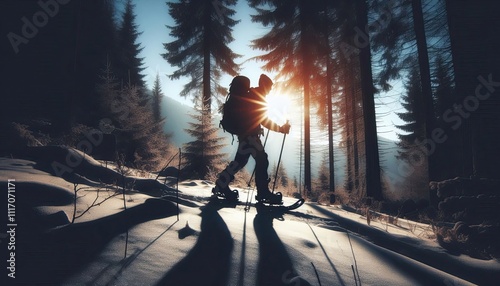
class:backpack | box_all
[220,76,251,136]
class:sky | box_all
[128,0,266,101]
[123,0,405,142]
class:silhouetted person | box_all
[213,74,290,204]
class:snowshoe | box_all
[255,191,283,205]
[211,186,239,202]
[255,198,305,214]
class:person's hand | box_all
[279,121,291,134]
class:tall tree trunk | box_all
[355,0,383,200]
[412,0,436,180]
[303,69,312,194]
[323,0,335,194]
[444,1,500,180]
[345,91,354,192]
[202,2,212,112]
[350,70,360,192]
[444,0,468,178]
[300,0,312,195]
[327,65,335,193]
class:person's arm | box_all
[262,118,291,134]
[261,118,280,133]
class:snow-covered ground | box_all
[1,150,499,285]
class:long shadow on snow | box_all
[254,212,312,286]
[309,204,500,285]
[16,198,177,285]
[156,204,233,286]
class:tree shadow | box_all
[253,213,312,286]
[155,204,234,286]
[16,198,177,285]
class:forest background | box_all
[1,0,499,220]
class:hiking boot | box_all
[255,191,283,205]
[212,186,239,202]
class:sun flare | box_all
[265,93,291,125]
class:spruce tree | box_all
[395,64,430,198]
[396,64,426,163]
[119,84,172,171]
[371,0,454,186]
[97,59,121,124]
[150,73,172,157]
[152,73,164,123]
[98,63,170,171]
[183,100,227,179]
[117,0,146,91]
[163,0,240,111]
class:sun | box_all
[265,93,291,125]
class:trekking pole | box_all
[247,129,270,187]
[272,121,288,193]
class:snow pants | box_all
[216,134,270,194]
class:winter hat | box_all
[259,74,273,91]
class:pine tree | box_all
[152,73,164,123]
[183,101,227,179]
[117,0,146,91]
[396,63,426,163]
[333,0,363,195]
[270,163,289,191]
[97,58,121,126]
[119,85,149,166]
[394,63,430,199]
[354,0,383,200]
[411,0,438,184]
[371,0,454,186]
[97,63,171,171]
[317,156,330,192]
[371,0,414,91]
[316,0,338,195]
[163,0,240,111]
[150,73,172,156]
[120,84,172,170]
[250,0,325,195]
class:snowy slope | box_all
[1,150,499,285]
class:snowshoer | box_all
[213,74,291,204]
